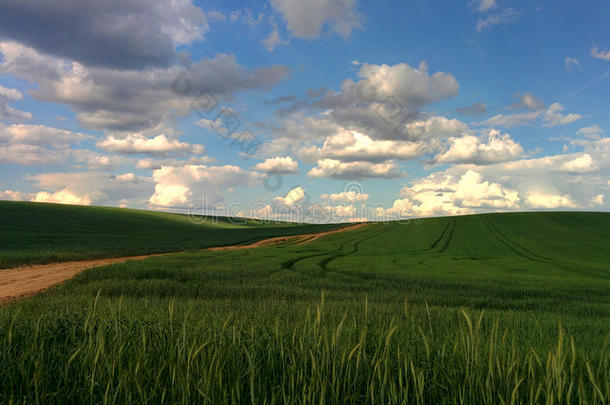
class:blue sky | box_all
[0,0,608,222]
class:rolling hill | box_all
[0,201,343,268]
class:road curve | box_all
[0,222,369,305]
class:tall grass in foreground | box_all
[1,295,608,404]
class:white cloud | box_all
[0,123,90,148]
[355,62,459,109]
[135,156,215,170]
[483,110,542,128]
[542,103,582,127]
[310,203,357,220]
[308,158,402,179]
[397,116,467,141]
[32,189,93,205]
[0,123,92,165]
[454,170,520,209]
[303,130,428,163]
[481,103,581,128]
[591,45,610,61]
[229,9,265,27]
[0,189,32,201]
[271,0,363,39]
[592,194,604,206]
[274,186,307,207]
[565,57,581,71]
[509,93,545,111]
[384,169,520,218]
[471,0,496,12]
[97,133,205,156]
[320,190,369,202]
[149,164,262,208]
[558,153,596,173]
[262,18,289,51]
[254,156,298,174]
[577,125,603,138]
[524,192,578,209]
[382,135,610,217]
[30,171,152,207]
[476,8,520,31]
[0,84,32,122]
[434,129,523,165]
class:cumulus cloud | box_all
[434,129,523,165]
[274,186,307,207]
[591,194,605,206]
[271,0,363,38]
[254,156,298,174]
[0,123,92,165]
[0,0,208,70]
[149,164,262,208]
[524,192,578,209]
[30,171,152,207]
[320,190,369,202]
[0,189,32,201]
[383,134,610,217]
[135,156,215,170]
[397,116,467,141]
[308,159,402,180]
[264,61,461,165]
[97,134,205,156]
[0,41,290,132]
[355,62,459,109]
[383,170,520,218]
[303,130,428,163]
[558,154,597,173]
[32,189,94,205]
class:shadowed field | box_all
[0,201,344,268]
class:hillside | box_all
[0,201,343,268]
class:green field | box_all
[0,201,343,268]
[1,203,609,404]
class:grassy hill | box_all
[0,201,343,268]
[1,209,609,403]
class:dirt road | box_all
[0,223,369,305]
[207,222,369,250]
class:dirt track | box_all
[207,223,368,251]
[0,223,368,305]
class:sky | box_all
[0,0,608,223]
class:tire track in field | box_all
[279,225,377,270]
[482,215,610,280]
[480,215,553,263]
[319,223,401,271]
[429,217,451,249]
[428,217,456,252]
[437,217,456,253]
